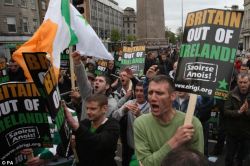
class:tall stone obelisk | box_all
[136,0,167,47]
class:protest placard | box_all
[23,52,71,157]
[0,82,52,161]
[175,9,244,100]
[22,52,59,119]
[121,46,146,76]
[60,48,70,71]
[95,59,108,76]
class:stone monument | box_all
[136,0,168,48]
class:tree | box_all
[111,29,121,42]
[126,35,136,42]
[176,26,184,43]
[165,27,177,44]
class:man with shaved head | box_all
[133,74,204,166]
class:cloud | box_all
[116,0,244,32]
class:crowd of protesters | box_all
[1,47,250,166]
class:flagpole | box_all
[69,44,79,164]
[68,1,78,163]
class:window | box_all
[127,23,130,28]
[128,29,130,34]
[4,0,13,5]
[7,17,16,33]
[21,0,27,7]
[23,18,29,33]
[33,19,38,30]
[31,0,36,9]
[41,1,46,10]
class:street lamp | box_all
[180,0,184,43]
[181,0,183,32]
[224,5,239,10]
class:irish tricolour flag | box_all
[13,0,113,81]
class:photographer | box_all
[157,53,173,77]
[143,52,157,75]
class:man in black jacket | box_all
[224,73,250,166]
[63,94,120,166]
[8,59,26,82]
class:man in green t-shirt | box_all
[134,72,204,166]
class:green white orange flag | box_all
[13,0,113,81]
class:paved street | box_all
[208,141,225,166]
[46,140,227,166]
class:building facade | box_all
[38,0,49,23]
[90,0,123,39]
[122,7,136,41]
[73,0,91,23]
[242,0,250,51]
[0,0,40,59]
[0,0,123,58]
[75,0,123,40]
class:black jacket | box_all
[224,87,250,138]
[75,118,120,166]
[8,68,26,82]
[158,58,173,76]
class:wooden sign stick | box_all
[69,47,76,90]
[27,150,34,161]
[184,94,198,125]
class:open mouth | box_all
[151,104,159,109]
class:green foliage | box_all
[126,35,136,42]
[165,28,177,44]
[176,26,184,42]
[111,29,121,42]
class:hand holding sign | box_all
[167,124,194,149]
[25,156,46,166]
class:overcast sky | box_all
[116,0,244,33]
